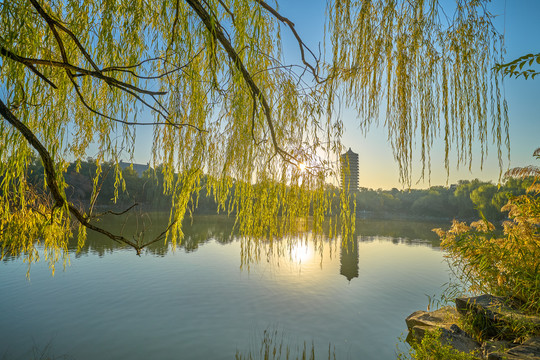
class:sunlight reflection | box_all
[290,240,313,264]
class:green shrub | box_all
[435,183,539,315]
[398,329,480,360]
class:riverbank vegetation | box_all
[437,148,539,316]
[235,329,336,360]
[402,148,540,359]
[398,330,479,360]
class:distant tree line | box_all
[345,177,534,221]
[23,157,222,213]
[22,158,534,222]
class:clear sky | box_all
[130,1,540,190]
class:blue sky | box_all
[274,0,540,189]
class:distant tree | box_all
[470,183,499,220]
[492,176,533,212]
[453,180,483,219]
[411,187,453,218]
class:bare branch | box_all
[217,0,236,24]
[137,219,178,249]
[93,203,140,218]
[70,81,205,132]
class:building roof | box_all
[119,160,150,177]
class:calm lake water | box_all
[1,215,452,359]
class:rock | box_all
[405,307,481,355]
[406,324,481,354]
[505,337,540,359]
[406,325,432,344]
[455,294,507,317]
[455,295,540,339]
[482,340,514,359]
[439,324,482,354]
[406,295,540,359]
[487,337,540,359]
[405,306,460,330]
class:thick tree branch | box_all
[0,46,58,88]
[184,0,296,164]
[0,99,173,255]
[254,0,321,81]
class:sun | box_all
[298,162,307,172]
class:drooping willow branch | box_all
[0,45,206,132]
[2,0,209,133]
[254,0,321,81]
[184,0,298,166]
[28,0,100,72]
[0,99,176,255]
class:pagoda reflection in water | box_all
[340,237,359,281]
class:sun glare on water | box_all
[290,241,312,264]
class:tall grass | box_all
[235,329,336,360]
[434,185,540,315]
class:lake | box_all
[0,215,453,359]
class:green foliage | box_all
[437,194,540,315]
[20,156,536,222]
[435,150,540,315]
[327,0,508,184]
[398,329,480,360]
[494,53,540,80]
[353,178,532,221]
[469,184,498,220]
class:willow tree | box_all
[0,0,508,265]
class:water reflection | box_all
[355,218,445,243]
[2,213,448,269]
[72,214,237,257]
[81,215,445,249]
[340,237,359,281]
[0,215,452,360]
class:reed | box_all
[434,186,540,316]
[235,329,336,360]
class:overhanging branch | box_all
[254,0,321,81]
[184,0,297,165]
[0,98,175,255]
